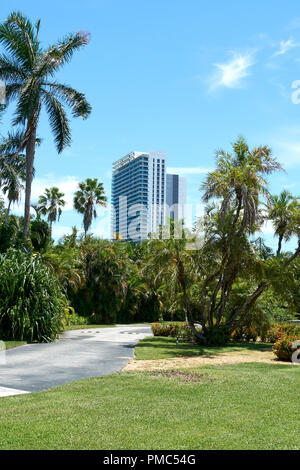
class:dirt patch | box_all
[123,349,298,372]
[148,370,206,383]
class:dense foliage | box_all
[0,249,65,342]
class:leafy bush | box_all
[62,308,87,327]
[263,322,300,343]
[30,218,51,251]
[70,240,129,324]
[0,249,65,342]
[151,322,184,337]
[204,325,232,346]
[0,219,19,252]
[273,334,300,361]
[151,322,200,343]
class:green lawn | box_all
[135,336,272,360]
[1,341,27,350]
[0,362,299,449]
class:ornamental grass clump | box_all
[0,249,65,342]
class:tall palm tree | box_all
[202,136,282,234]
[0,130,26,220]
[74,178,106,238]
[267,190,300,256]
[37,186,65,234]
[175,137,284,343]
[0,11,91,238]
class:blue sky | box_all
[1,0,300,249]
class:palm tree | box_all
[174,137,285,344]
[74,178,106,238]
[0,11,91,238]
[202,136,282,234]
[37,187,65,235]
[267,190,300,256]
[0,130,26,220]
[0,163,23,220]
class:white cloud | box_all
[51,225,78,240]
[274,39,298,56]
[287,18,300,31]
[92,208,111,239]
[167,167,211,175]
[1,174,80,218]
[210,52,254,90]
[274,141,300,167]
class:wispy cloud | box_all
[210,52,254,90]
[274,39,298,56]
[273,140,300,168]
[2,174,80,217]
[287,18,300,31]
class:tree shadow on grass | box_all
[136,336,272,359]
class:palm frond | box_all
[41,88,71,152]
[42,82,91,118]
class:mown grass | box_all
[0,363,299,450]
[135,336,272,360]
[1,341,27,350]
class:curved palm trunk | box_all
[276,234,283,257]
[23,125,37,239]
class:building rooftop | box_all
[112,151,147,172]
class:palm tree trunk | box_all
[23,126,37,239]
[6,199,12,222]
[276,234,283,257]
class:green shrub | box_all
[0,249,65,342]
[263,322,300,343]
[62,308,87,327]
[0,219,18,252]
[151,322,200,343]
[204,325,232,346]
[231,325,260,342]
[273,334,300,361]
[151,322,185,337]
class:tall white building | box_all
[111,150,166,240]
[111,150,187,240]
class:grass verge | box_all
[135,336,272,360]
[0,362,299,450]
[1,341,27,350]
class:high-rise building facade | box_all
[166,174,187,222]
[111,150,166,241]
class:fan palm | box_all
[0,11,91,238]
[74,178,106,238]
[37,186,65,234]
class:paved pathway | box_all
[0,325,152,397]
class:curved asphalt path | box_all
[0,325,152,397]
